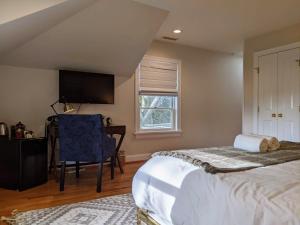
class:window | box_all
[140,95,177,130]
[135,56,181,137]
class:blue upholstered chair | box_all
[58,114,116,192]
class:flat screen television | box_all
[59,70,114,104]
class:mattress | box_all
[132,155,300,225]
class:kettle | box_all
[0,122,9,139]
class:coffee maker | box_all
[0,122,9,140]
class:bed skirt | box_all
[137,208,160,225]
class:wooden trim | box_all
[125,153,150,162]
[134,129,182,139]
[135,55,182,136]
[142,55,181,65]
[137,208,161,225]
[252,61,259,134]
[135,64,141,133]
[124,160,145,164]
[254,41,300,58]
[251,41,300,134]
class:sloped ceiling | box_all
[0,0,68,25]
[0,0,168,77]
[0,0,97,56]
[134,0,300,53]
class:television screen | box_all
[59,70,114,104]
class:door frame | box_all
[252,41,300,134]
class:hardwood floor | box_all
[0,162,144,219]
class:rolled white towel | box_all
[234,134,269,153]
[252,135,280,151]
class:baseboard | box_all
[125,153,151,162]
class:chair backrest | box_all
[58,114,104,162]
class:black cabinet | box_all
[0,138,48,191]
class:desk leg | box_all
[115,134,125,174]
[76,161,80,178]
[60,161,66,191]
[49,135,58,179]
[116,153,124,174]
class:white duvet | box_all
[132,156,300,225]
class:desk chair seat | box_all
[58,114,116,192]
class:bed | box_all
[132,144,300,225]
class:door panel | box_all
[258,53,278,137]
[277,48,300,141]
[262,120,275,136]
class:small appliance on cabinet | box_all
[0,122,9,140]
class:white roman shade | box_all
[137,56,179,94]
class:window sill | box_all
[134,129,182,139]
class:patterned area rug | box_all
[4,194,136,225]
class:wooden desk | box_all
[105,125,126,174]
[47,123,126,179]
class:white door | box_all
[277,48,300,141]
[258,53,278,137]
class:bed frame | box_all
[137,208,161,225]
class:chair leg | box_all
[60,161,66,192]
[96,162,103,193]
[76,161,80,178]
[110,156,115,180]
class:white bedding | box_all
[132,156,300,225]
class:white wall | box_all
[0,66,58,135]
[0,40,243,157]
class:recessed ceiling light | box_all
[173,29,182,34]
